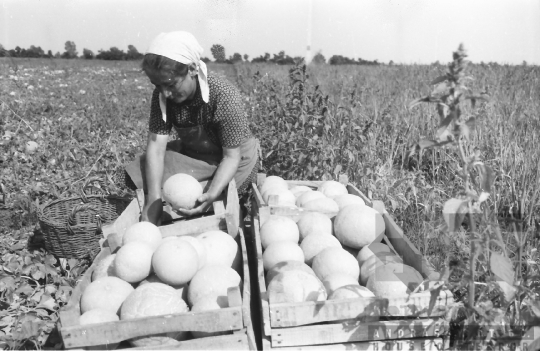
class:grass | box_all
[0,55,539,349]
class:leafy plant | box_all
[409,44,540,349]
[0,230,90,349]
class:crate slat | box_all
[268,289,451,328]
[62,306,243,348]
[130,333,251,350]
[270,319,449,347]
[263,337,446,350]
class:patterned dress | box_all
[147,74,259,195]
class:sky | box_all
[1,0,539,65]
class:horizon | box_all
[1,0,539,65]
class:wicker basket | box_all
[38,177,132,259]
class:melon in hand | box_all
[162,173,203,210]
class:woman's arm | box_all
[177,145,241,216]
[141,132,169,225]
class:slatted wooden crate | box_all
[59,179,257,350]
[249,174,454,350]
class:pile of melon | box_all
[79,221,242,347]
[259,176,425,305]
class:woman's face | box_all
[145,67,197,104]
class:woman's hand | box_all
[176,192,218,217]
[177,145,241,217]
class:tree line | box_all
[0,41,380,65]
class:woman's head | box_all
[143,31,209,104]
[142,54,198,104]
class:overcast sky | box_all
[1,0,539,64]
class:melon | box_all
[197,230,239,268]
[91,254,116,282]
[267,271,327,304]
[333,194,366,210]
[260,216,299,249]
[317,181,348,199]
[263,241,304,271]
[328,285,375,300]
[120,283,190,347]
[302,197,339,214]
[297,212,333,241]
[79,309,120,350]
[262,188,296,206]
[160,236,181,245]
[357,242,393,267]
[296,191,326,207]
[122,221,162,251]
[139,274,188,301]
[265,261,316,287]
[80,276,134,314]
[152,239,199,285]
[312,247,359,281]
[176,235,207,270]
[162,173,203,210]
[300,234,342,266]
[359,252,403,286]
[290,185,313,198]
[191,298,229,338]
[322,274,360,296]
[334,204,385,249]
[259,176,288,195]
[114,242,153,283]
[188,266,242,307]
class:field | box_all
[1,53,539,349]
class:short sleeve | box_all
[148,88,172,135]
[213,80,250,148]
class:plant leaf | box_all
[458,123,471,140]
[443,198,469,233]
[495,280,517,302]
[431,81,450,96]
[37,294,57,311]
[409,97,426,110]
[436,103,449,122]
[436,112,455,140]
[490,252,514,285]
[15,283,35,296]
[430,75,448,85]
[465,117,476,131]
[479,165,495,193]
[418,139,438,150]
[408,96,441,110]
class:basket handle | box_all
[66,203,103,235]
[80,176,109,203]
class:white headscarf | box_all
[146,31,209,121]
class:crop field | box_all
[0,52,539,349]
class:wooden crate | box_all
[59,179,257,350]
[250,175,454,350]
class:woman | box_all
[124,31,258,225]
